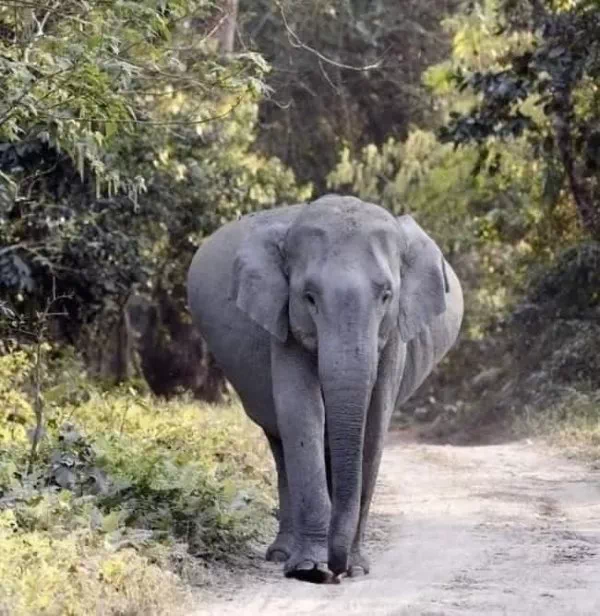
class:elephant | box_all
[186,194,463,583]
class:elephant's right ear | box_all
[230,218,290,342]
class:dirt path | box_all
[195,435,600,615]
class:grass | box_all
[514,389,600,463]
[0,350,275,615]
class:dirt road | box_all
[196,435,600,615]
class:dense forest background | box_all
[1,0,599,612]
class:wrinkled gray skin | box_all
[187,195,463,583]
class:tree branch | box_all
[276,1,382,72]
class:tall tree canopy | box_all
[240,0,460,190]
[440,0,600,238]
[0,0,310,343]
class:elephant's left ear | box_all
[397,215,449,342]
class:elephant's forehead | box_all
[290,200,396,244]
[286,220,399,268]
[298,195,393,225]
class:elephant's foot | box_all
[347,549,370,578]
[284,544,332,584]
[265,532,293,563]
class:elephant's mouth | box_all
[290,325,318,354]
[291,326,390,360]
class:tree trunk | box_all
[218,0,238,53]
[554,90,600,240]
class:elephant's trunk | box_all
[319,331,377,575]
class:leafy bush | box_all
[0,351,274,615]
[515,390,600,462]
[0,503,193,616]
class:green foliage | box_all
[241,0,459,190]
[0,504,193,616]
[0,350,275,614]
[0,0,310,344]
[515,390,600,461]
[438,0,600,238]
[527,241,600,315]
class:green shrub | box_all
[0,351,274,615]
[515,391,600,461]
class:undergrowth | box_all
[0,349,274,616]
[408,243,600,456]
[515,390,600,463]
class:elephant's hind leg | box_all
[265,435,294,563]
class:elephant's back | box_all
[186,205,303,435]
[187,216,244,316]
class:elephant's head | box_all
[231,195,448,572]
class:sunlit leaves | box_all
[0,0,288,342]
[437,0,600,238]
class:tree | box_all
[239,0,460,190]
[0,0,309,349]
[440,0,600,239]
[218,0,239,52]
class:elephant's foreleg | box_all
[271,339,331,583]
[350,339,401,577]
[349,439,384,576]
[265,435,294,562]
[324,430,333,500]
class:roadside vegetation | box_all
[0,351,273,615]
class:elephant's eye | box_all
[304,292,317,308]
[381,289,393,304]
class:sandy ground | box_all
[194,434,600,616]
